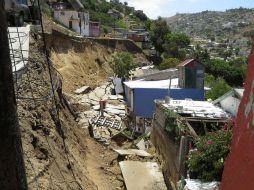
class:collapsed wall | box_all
[150,104,180,190]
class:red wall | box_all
[221,40,254,189]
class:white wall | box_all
[54,10,90,36]
[220,96,241,117]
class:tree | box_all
[149,17,170,53]
[133,10,148,21]
[204,59,246,86]
[193,48,210,63]
[158,58,180,70]
[163,32,190,59]
[109,52,136,79]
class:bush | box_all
[204,59,247,86]
[109,52,136,79]
[205,74,232,100]
[187,129,232,182]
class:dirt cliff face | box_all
[46,32,113,94]
[17,33,98,190]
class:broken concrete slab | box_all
[74,86,91,94]
[136,139,146,151]
[119,161,167,190]
[107,104,125,110]
[92,105,100,111]
[109,95,118,100]
[105,108,126,115]
[114,149,152,157]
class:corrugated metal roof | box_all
[162,99,228,119]
[124,78,179,89]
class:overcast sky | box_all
[119,0,254,19]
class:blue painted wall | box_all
[131,88,204,118]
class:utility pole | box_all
[0,1,28,189]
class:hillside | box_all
[44,0,149,34]
[165,8,254,57]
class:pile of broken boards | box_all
[74,82,127,145]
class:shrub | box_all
[187,129,232,182]
[109,52,136,79]
[205,74,232,100]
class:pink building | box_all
[89,21,100,37]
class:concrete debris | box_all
[90,115,125,145]
[114,149,152,157]
[109,95,118,100]
[119,161,167,190]
[113,78,124,94]
[74,86,91,94]
[179,179,219,190]
[136,139,150,151]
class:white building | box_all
[54,10,89,36]
[213,88,244,117]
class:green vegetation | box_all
[205,74,232,100]
[149,18,190,60]
[158,58,180,70]
[149,17,170,53]
[80,0,148,32]
[187,128,232,182]
[109,52,136,79]
[163,32,190,59]
[204,59,247,86]
[116,19,128,28]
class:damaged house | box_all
[124,59,205,134]
[151,98,229,189]
[54,10,90,36]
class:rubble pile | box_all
[74,82,127,145]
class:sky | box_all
[119,0,254,19]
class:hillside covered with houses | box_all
[166,8,254,58]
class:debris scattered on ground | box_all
[178,179,220,190]
[74,85,91,95]
[114,149,152,157]
[136,139,149,151]
[119,161,167,190]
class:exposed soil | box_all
[16,14,152,189]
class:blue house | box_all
[124,78,204,119]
